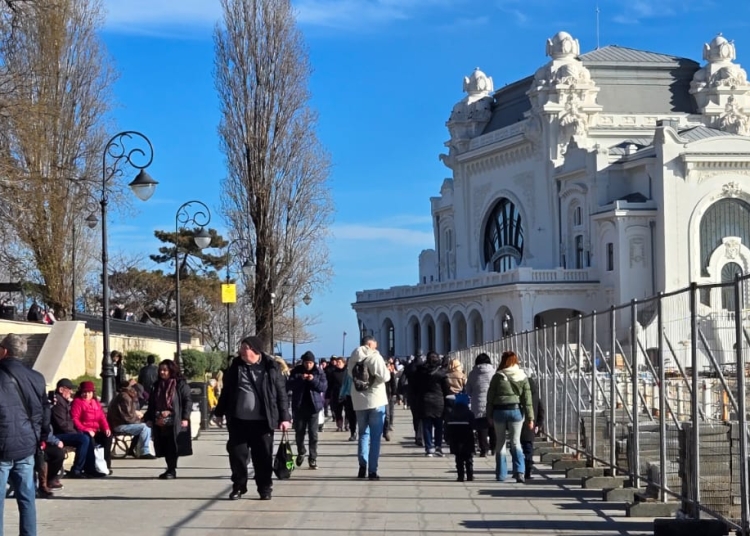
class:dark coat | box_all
[0,357,50,461]
[137,364,158,394]
[446,403,476,456]
[520,377,545,443]
[214,353,291,428]
[287,364,328,414]
[325,367,347,401]
[412,362,450,419]
[51,393,76,435]
[144,378,193,458]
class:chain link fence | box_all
[451,276,750,534]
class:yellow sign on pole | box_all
[221,284,237,304]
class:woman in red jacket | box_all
[71,381,112,476]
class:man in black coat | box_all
[413,351,450,456]
[520,376,545,480]
[0,334,50,535]
[137,354,159,394]
[214,336,291,501]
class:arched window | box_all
[721,262,743,311]
[483,198,523,273]
[700,198,750,276]
[573,206,582,227]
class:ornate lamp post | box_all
[284,288,311,366]
[174,200,212,365]
[224,239,252,363]
[100,131,158,404]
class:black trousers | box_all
[475,418,496,455]
[227,419,274,494]
[330,398,344,424]
[158,427,179,473]
[294,409,318,461]
[44,444,64,484]
[455,452,474,480]
[522,440,534,477]
[343,396,357,435]
[385,396,395,432]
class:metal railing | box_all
[451,275,750,534]
[75,312,192,344]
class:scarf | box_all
[154,378,177,412]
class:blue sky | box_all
[99,0,750,358]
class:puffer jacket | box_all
[0,357,50,461]
[287,364,328,414]
[445,359,466,394]
[71,396,110,433]
[486,364,534,422]
[465,363,494,418]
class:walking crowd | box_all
[0,331,544,535]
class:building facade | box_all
[353,32,750,359]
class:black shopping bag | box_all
[273,430,295,480]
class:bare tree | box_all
[215,0,333,353]
[0,0,116,317]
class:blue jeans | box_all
[56,432,91,473]
[493,408,524,480]
[114,423,152,455]
[422,417,444,454]
[356,406,386,474]
[0,454,36,536]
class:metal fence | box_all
[451,275,750,534]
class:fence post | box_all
[553,322,559,444]
[525,330,532,371]
[631,299,641,489]
[657,293,667,502]
[563,319,571,452]
[577,315,583,457]
[591,312,598,466]
[734,275,750,535]
[689,282,700,519]
[609,306,617,475]
[543,325,550,443]
[535,327,542,380]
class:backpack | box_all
[352,360,373,392]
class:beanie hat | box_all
[241,336,263,354]
[455,393,469,406]
[301,351,316,363]
[79,381,96,393]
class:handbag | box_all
[272,431,295,480]
[93,445,108,475]
[155,412,174,428]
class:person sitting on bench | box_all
[107,381,155,459]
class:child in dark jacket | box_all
[445,393,475,482]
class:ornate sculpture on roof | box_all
[559,93,588,142]
[532,32,594,90]
[691,33,750,133]
[441,68,495,167]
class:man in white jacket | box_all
[347,336,390,481]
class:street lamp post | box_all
[342,331,347,356]
[224,239,252,364]
[289,292,312,366]
[174,200,212,366]
[100,131,159,404]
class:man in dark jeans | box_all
[288,351,327,469]
[214,336,291,501]
[0,333,50,536]
[50,378,92,477]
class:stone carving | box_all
[723,181,742,197]
[629,237,645,268]
[559,92,588,143]
[443,68,494,163]
[691,34,750,126]
[724,237,741,260]
[719,96,749,135]
[472,183,492,246]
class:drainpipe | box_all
[649,220,656,295]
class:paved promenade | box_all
[5,410,655,535]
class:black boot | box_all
[456,463,465,482]
[466,459,474,481]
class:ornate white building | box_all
[353,32,750,359]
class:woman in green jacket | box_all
[486,351,534,482]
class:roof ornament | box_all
[703,33,736,64]
[546,31,580,60]
[463,67,494,97]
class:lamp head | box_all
[241,259,253,277]
[85,213,98,229]
[302,293,312,306]
[193,227,211,249]
[128,169,158,201]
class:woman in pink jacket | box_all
[71,381,112,476]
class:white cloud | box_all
[102,0,473,34]
[332,223,433,247]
